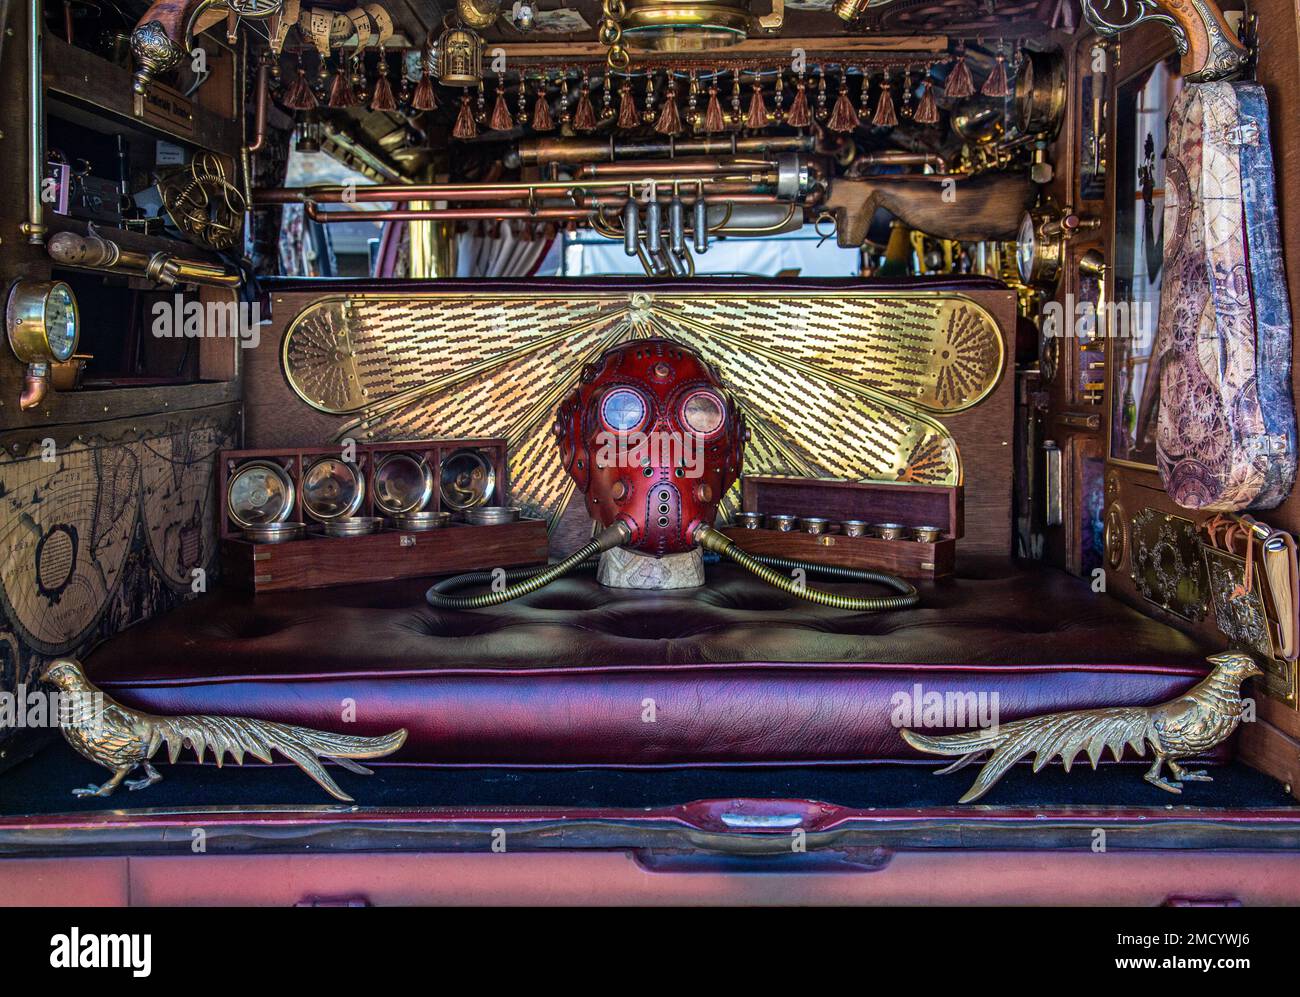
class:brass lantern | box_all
[437,22,483,87]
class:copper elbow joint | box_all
[20,362,50,411]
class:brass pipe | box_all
[24,0,47,244]
[856,151,947,170]
[47,229,243,287]
[575,158,775,177]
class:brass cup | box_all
[839,520,868,537]
[911,525,944,543]
[767,514,797,532]
[799,517,830,535]
[870,522,908,541]
[735,512,765,530]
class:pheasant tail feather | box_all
[155,714,408,801]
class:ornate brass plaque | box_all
[1130,508,1209,621]
[281,290,1004,526]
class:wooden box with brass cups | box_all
[1200,514,1300,706]
[718,476,961,579]
[219,438,548,593]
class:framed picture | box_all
[1108,53,1182,467]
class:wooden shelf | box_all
[43,35,241,157]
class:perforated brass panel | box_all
[282,290,1005,526]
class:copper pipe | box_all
[306,205,590,223]
[511,134,814,167]
[247,57,269,154]
[575,158,774,178]
[255,173,782,205]
[20,363,50,411]
[856,151,946,169]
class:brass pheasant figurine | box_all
[901,652,1262,802]
[42,659,408,802]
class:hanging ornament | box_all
[914,79,939,124]
[489,74,513,128]
[901,67,914,117]
[328,57,359,108]
[602,72,614,120]
[814,69,828,121]
[559,76,572,128]
[730,69,742,126]
[944,42,975,98]
[828,70,858,132]
[687,70,699,123]
[872,71,897,127]
[982,47,1010,97]
[773,72,785,123]
[704,80,726,132]
[370,46,397,111]
[617,77,639,129]
[453,91,478,138]
[785,71,811,128]
[351,53,368,104]
[517,77,529,122]
[574,72,597,130]
[643,73,658,125]
[476,83,487,124]
[282,54,317,111]
[857,66,871,121]
[411,61,437,112]
[746,79,769,130]
[532,77,555,131]
[437,22,483,87]
[655,78,683,135]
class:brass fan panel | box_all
[281,289,1005,526]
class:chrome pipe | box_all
[622,198,639,257]
[668,191,686,256]
[645,194,661,256]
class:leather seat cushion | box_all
[84,557,1219,766]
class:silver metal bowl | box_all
[734,512,765,530]
[440,448,497,510]
[766,514,797,532]
[839,519,869,537]
[373,451,434,516]
[302,456,366,522]
[321,516,384,537]
[911,525,945,543]
[466,505,520,526]
[393,510,450,531]
[242,521,306,544]
[799,517,830,535]
[227,460,295,528]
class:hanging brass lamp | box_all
[437,18,484,87]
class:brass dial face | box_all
[6,280,80,364]
[1104,501,1126,571]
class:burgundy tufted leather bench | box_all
[82,557,1217,766]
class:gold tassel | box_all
[981,53,1010,97]
[785,78,811,128]
[531,80,555,131]
[490,82,513,130]
[745,82,769,130]
[914,80,939,124]
[328,62,358,108]
[828,76,859,132]
[617,79,639,129]
[945,46,975,98]
[704,84,726,132]
[654,82,683,135]
[282,67,317,111]
[453,91,478,139]
[872,77,897,127]
[573,78,597,130]
[411,69,438,112]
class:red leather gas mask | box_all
[556,338,745,556]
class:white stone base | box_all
[597,546,705,590]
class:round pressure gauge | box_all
[1015,211,1038,285]
[7,280,80,364]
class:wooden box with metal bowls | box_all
[719,475,962,579]
[218,438,548,592]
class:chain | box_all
[600,0,629,72]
